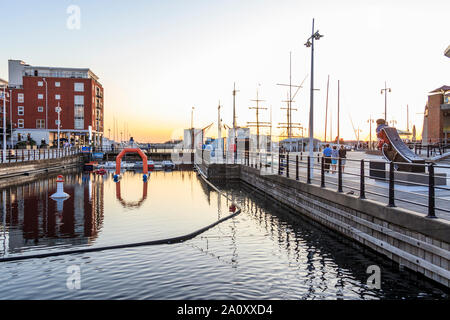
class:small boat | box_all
[162,160,176,170]
[148,160,155,170]
[94,168,107,175]
[83,161,98,171]
[154,162,163,170]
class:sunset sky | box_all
[1,0,449,142]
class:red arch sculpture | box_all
[115,148,148,175]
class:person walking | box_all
[339,145,347,172]
[331,145,339,173]
[323,144,332,173]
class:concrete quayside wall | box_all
[0,155,83,184]
[202,163,450,288]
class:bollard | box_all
[388,161,395,207]
[360,159,366,199]
[278,152,281,175]
[427,163,437,218]
[338,157,343,192]
[50,175,70,199]
[321,156,325,188]
[296,155,299,181]
[307,156,311,184]
[286,153,289,178]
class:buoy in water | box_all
[50,175,70,199]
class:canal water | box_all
[0,169,448,299]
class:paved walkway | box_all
[251,151,450,221]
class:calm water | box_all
[0,169,448,299]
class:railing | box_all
[201,149,450,220]
[0,147,82,164]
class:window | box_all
[74,95,84,105]
[74,104,84,129]
[55,94,61,100]
[18,106,24,116]
[18,93,24,103]
[18,119,24,128]
[55,81,60,87]
[38,106,44,112]
[38,93,43,100]
[38,81,43,87]
[36,119,45,129]
[74,83,84,92]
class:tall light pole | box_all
[232,83,239,129]
[55,103,61,154]
[9,89,13,148]
[381,81,391,121]
[304,18,323,177]
[1,86,6,162]
[43,78,48,129]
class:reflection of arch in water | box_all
[115,180,148,208]
[114,148,148,180]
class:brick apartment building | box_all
[5,59,104,147]
[422,85,450,144]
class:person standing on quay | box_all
[331,145,339,173]
[339,145,347,172]
[323,144,332,173]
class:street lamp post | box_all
[55,103,61,155]
[9,89,13,149]
[381,82,391,121]
[1,86,6,162]
[304,18,323,178]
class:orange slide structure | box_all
[114,147,148,180]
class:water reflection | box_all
[115,180,148,208]
[0,170,447,299]
[1,170,104,255]
[213,182,448,299]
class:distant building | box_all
[422,85,450,144]
[6,59,104,147]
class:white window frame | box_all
[74,83,84,92]
[18,119,24,128]
[17,93,24,103]
[38,81,43,87]
[55,94,61,100]
[55,81,60,87]
[36,119,45,129]
[18,106,24,116]
[37,106,44,112]
[38,93,44,100]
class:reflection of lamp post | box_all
[304,18,323,177]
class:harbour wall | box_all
[0,155,84,184]
[204,163,450,288]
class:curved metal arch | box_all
[115,148,148,175]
